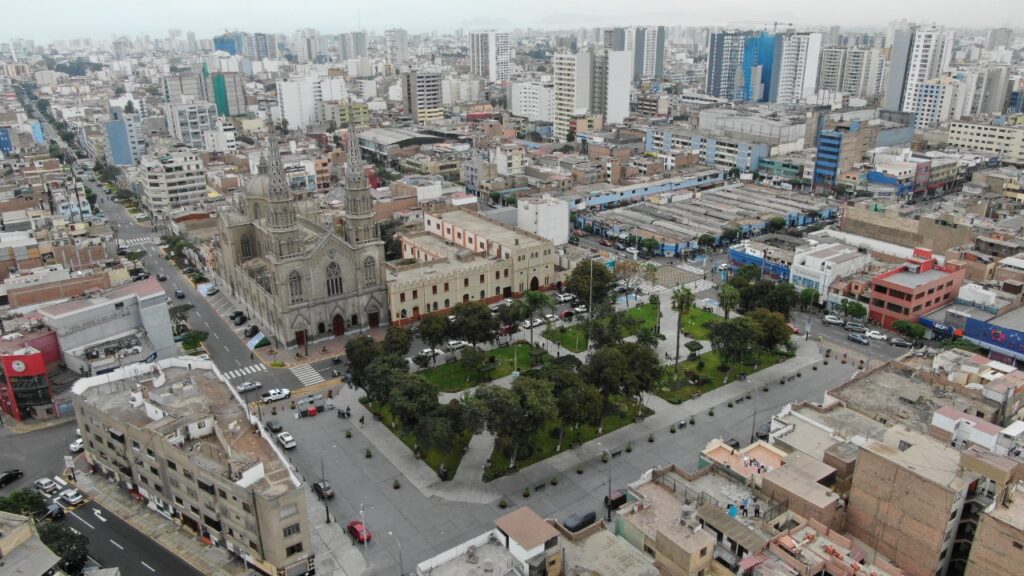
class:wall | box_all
[8,273,110,308]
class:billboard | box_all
[964,317,1024,358]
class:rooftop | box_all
[39,277,165,318]
[988,482,1024,528]
[626,481,716,553]
[561,529,660,576]
[494,507,559,551]
[432,209,546,250]
[862,426,974,491]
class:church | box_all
[215,129,388,349]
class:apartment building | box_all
[964,481,1024,575]
[517,195,570,246]
[165,101,218,149]
[385,28,409,68]
[104,106,146,166]
[770,32,822,104]
[469,31,510,82]
[401,72,443,124]
[139,150,207,223]
[868,248,966,329]
[509,81,555,122]
[553,51,592,141]
[948,121,1024,166]
[71,359,314,576]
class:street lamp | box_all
[320,457,330,523]
[359,503,368,554]
[387,531,403,576]
[597,441,612,522]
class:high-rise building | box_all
[552,48,630,140]
[986,27,1013,50]
[553,51,593,141]
[208,72,246,117]
[254,32,278,60]
[601,28,627,51]
[886,25,955,115]
[104,106,146,166]
[469,31,510,82]
[164,101,218,149]
[294,28,321,63]
[817,46,886,99]
[213,33,240,55]
[591,49,632,124]
[817,47,846,93]
[162,70,208,103]
[509,81,555,122]
[401,71,443,124]
[139,150,207,220]
[632,26,666,80]
[386,29,410,68]
[340,31,368,60]
[769,31,822,104]
[705,31,750,99]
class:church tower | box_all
[262,132,303,260]
[343,109,379,245]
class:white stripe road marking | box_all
[224,345,230,352]
[141,561,156,572]
[290,364,325,386]
[70,511,94,529]
[110,539,124,550]
[213,333,220,339]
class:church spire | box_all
[264,129,291,202]
[344,97,370,191]
[343,98,378,245]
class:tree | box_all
[845,300,868,320]
[892,320,926,340]
[364,354,409,404]
[709,317,762,365]
[556,379,603,448]
[123,99,135,114]
[729,264,761,289]
[522,290,553,343]
[585,346,628,417]
[721,227,740,243]
[671,287,695,375]
[182,330,208,351]
[0,489,46,515]
[389,375,439,428]
[460,346,487,380]
[635,326,665,348]
[614,260,643,307]
[589,312,625,349]
[639,238,661,254]
[38,522,90,573]
[169,303,194,324]
[719,284,740,320]
[765,282,799,319]
[450,301,499,347]
[417,315,449,364]
[747,308,791,351]
[477,377,556,468]
[383,326,413,356]
[766,216,787,232]
[345,335,383,386]
[799,287,820,311]
[565,260,615,313]
[616,342,662,417]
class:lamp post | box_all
[597,441,612,522]
[359,503,368,554]
[387,531,403,576]
[320,457,330,523]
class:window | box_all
[240,233,254,258]
[400,292,406,303]
[283,523,301,537]
[289,271,304,303]
[432,285,437,295]
[363,257,377,285]
[444,282,449,291]
[326,262,343,296]
[412,290,418,299]
[167,460,177,471]
[280,504,298,519]
[285,543,304,556]
[464,278,469,287]
[479,274,485,283]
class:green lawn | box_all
[419,343,551,392]
[484,396,652,481]
[678,308,722,340]
[655,350,789,404]
[366,401,470,480]
[542,302,660,352]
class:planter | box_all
[708,408,715,416]
[728,401,734,408]
[762,385,769,392]
[393,479,401,490]
[689,416,695,425]
[522,487,531,498]
[499,498,508,509]
[670,425,676,433]
[812,365,817,371]
[577,466,584,475]
[345,430,352,438]
[626,442,633,452]
[365,448,372,459]
[550,477,559,486]
[648,433,654,443]
[601,453,609,463]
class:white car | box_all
[236,381,262,393]
[276,432,296,450]
[865,330,888,341]
[556,293,574,303]
[445,340,469,352]
[573,304,588,314]
[60,488,84,506]
[34,478,59,494]
[544,313,559,323]
[416,348,442,359]
[69,438,85,453]
[260,389,291,403]
[823,315,845,326]
[625,247,639,255]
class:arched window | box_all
[252,203,261,221]
[240,233,254,259]
[363,257,377,285]
[326,262,342,296]
[288,271,304,303]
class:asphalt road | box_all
[65,500,203,576]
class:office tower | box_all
[885,25,954,113]
[162,70,209,103]
[386,29,410,68]
[208,72,246,117]
[469,31,510,82]
[602,28,627,51]
[294,29,320,63]
[341,31,368,60]
[165,101,218,149]
[401,72,443,124]
[104,106,146,166]
[632,26,666,80]
[705,31,749,98]
[186,31,197,53]
[769,32,822,104]
[987,27,1013,50]
[254,32,278,60]
[213,33,240,55]
[591,49,632,124]
[553,51,593,141]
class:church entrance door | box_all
[368,311,380,328]
[332,315,345,336]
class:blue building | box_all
[813,127,847,190]
[739,33,776,102]
[104,107,145,166]
[214,34,240,55]
[705,30,776,102]
[576,167,724,210]
[29,121,44,144]
[0,126,12,154]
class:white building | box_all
[517,195,570,246]
[385,29,410,68]
[632,25,666,80]
[889,25,955,120]
[596,49,631,124]
[770,32,822,105]
[164,101,218,149]
[202,120,238,153]
[469,31,510,82]
[139,151,207,223]
[493,143,526,177]
[552,48,629,139]
[789,242,871,305]
[553,51,592,142]
[947,121,1024,165]
[509,81,555,122]
[277,76,348,130]
[904,76,966,128]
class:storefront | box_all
[0,348,57,422]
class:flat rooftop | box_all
[702,439,786,480]
[562,529,660,576]
[433,210,547,250]
[862,427,974,491]
[989,483,1024,528]
[882,268,950,289]
[627,482,716,553]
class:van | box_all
[564,511,597,532]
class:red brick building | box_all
[869,248,965,329]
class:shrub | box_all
[393,479,401,490]
[728,401,734,408]
[550,476,559,486]
[708,408,715,416]
[689,416,695,425]
[647,433,654,443]
[696,359,705,370]
[670,424,677,433]
[365,448,372,458]
[626,442,633,452]
[270,360,285,368]
[499,498,508,508]
[345,430,352,438]
[577,465,584,475]
[601,452,609,463]
[522,487,531,498]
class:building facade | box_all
[165,101,219,149]
[139,151,208,225]
[469,31,510,82]
[948,121,1024,166]
[104,106,146,166]
[868,248,966,329]
[400,72,443,124]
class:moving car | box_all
[865,330,888,341]
[844,321,868,333]
[261,389,291,403]
[445,340,469,352]
[312,480,335,500]
[0,469,24,488]
[347,520,372,543]
[847,333,870,345]
[556,293,574,303]
[174,289,186,299]
[59,488,84,506]
[206,287,220,296]
[823,315,844,326]
[416,348,442,359]
[276,432,296,450]
[236,381,262,393]
[890,337,914,348]
[599,239,612,247]
[34,478,59,494]
[69,438,85,453]
[157,273,168,281]
[787,323,801,335]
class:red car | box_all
[347,520,372,543]
[599,239,612,247]
[787,323,801,335]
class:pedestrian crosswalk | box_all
[290,364,325,387]
[120,236,159,247]
[684,279,715,294]
[222,363,267,380]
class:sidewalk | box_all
[73,466,243,576]
[2,414,75,435]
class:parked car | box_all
[236,381,262,393]
[755,422,772,441]
[625,247,639,255]
[564,511,597,533]
[787,323,801,335]
[724,438,741,451]
[244,325,260,338]
[416,348,442,359]
[847,333,870,345]
[312,480,335,500]
[560,310,574,320]
[174,289,185,299]
[265,419,283,433]
[34,478,59,494]
[543,313,559,323]
[69,438,84,453]
[156,273,168,281]
[823,315,845,326]
[599,239,612,247]
[614,242,625,251]
[276,432,296,450]
[347,520,372,543]
[206,287,220,296]
[40,503,65,521]
[261,389,291,403]
[573,304,588,314]
[890,337,914,348]
[556,293,574,303]
[445,340,469,352]
[844,321,868,333]
[132,272,150,282]
[0,469,24,488]
[865,330,888,341]
[59,489,84,506]
[229,310,245,320]
[233,314,248,326]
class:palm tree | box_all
[636,327,665,348]
[719,284,740,320]
[671,287,695,380]
[523,290,554,344]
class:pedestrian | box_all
[754,505,760,518]
[250,352,254,361]
[741,506,748,517]
[742,456,749,467]
[359,415,365,426]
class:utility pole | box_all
[321,457,330,523]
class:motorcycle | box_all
[332,368,340,378]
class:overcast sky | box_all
[3,0,1021,43]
